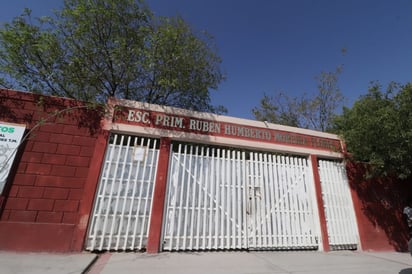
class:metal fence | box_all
[248,153,319,250]
[163,143,320,251]
[318,159,359,250]
[85,134,159,251]
[163,144,248,250]
[85,137,358,252]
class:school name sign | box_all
[114,107,341,152]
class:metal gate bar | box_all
[163,143,247,251]
[318,159,358,250]
[248,153,319,250]
[85,134,159,251]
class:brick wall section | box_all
[0,89,103,251]
[347,161,412,251]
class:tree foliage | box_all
[252,67,343,131]
[252,92,304,128]
[0,0,225,113]
[333,82,412,179]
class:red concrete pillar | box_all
[346,162,365,251]
[146,137,171,253]
[71,130,110,251]
[310,154,330,251]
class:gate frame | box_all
[97,98,357,253]
[72,131,110,251]
[317,158,360,250]
[146,137,171,253]
[310,154,330,251]
[247,152,323,251]
[161,143,250,251]
[160,144,326,252]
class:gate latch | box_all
[254,186,261,199]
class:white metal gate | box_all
[318,159,359,250]
[248,153,320,250]
[163,143,248,250]
[163,143,321,251]
[85,134,159,251]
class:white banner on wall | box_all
[0,122,26,194]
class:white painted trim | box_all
[107,98,341,140]
[105,98,343,159]
[106,123,342,159]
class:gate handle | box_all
[246,197,252,215]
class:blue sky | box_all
[1,0,412,120]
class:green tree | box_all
[0,0,225,113]
[333,82,412,179]
[252,92,303,128]
[252,66,343,131]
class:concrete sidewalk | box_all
[1,251,412,274]
[90,251,412,274]
[0,251,97,274]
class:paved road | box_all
[1,250,412,274]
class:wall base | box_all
[0,222,75,252]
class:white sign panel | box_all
[0,122,26,194]
[133,147,146,162]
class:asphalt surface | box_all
[1,250,412,274]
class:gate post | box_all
[147,137,171,253]
[310,154,330,251]
[71,130,110,251]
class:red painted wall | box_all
[0,89,104,252]
[347,161,412,251]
